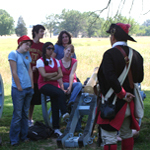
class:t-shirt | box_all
[59,58,77,83]
[54,44,76,60]
[8,50,32,89]
[29,41,43,83]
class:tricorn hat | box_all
[106,23,136,42]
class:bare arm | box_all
[38,67,57,79]
[67,62,77,94]
[57,78,65,91]
[50,67,63,80]
[28,64,34,89]
[9,60,22,91]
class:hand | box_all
[66,87,71,94]
[18,86,23,91]
[124,92,135,103]
[64,89,67,93]
[32,66,37,72]
[44,77,50,81]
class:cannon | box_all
[57,67,99,148]
[0,74,4,119]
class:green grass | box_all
[0,36,150,149]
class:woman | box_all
[59,44,82,132]
[52,30,76,60]
[59,44,82,106]
[8,35,34,146]
[36,42,69,137]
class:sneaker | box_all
[11,142,19,146]
[62,113,70,121]
[54,129,62,137]
[28,120,34,127]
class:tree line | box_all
[1,9,150,37]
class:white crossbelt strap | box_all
[102,48,133,105]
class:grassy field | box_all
[0,36,150,149]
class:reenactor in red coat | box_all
[97,23,144,150]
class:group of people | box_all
[8,25,82,146]
[8,22,144,150]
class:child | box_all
[8,35,34,146]
[28,24,45,126]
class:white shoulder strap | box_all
[102,48,133,104]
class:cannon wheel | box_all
[41,94,52,127]
[0,74,4,118]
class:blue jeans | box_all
[10,87,33,145]
[64,82,82,131]
[63,82,82,104]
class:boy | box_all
[28,24,45,126]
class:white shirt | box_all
[112,41,127,48]
[36,57,60,68]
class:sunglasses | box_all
[47,47,54,50]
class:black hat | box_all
[106,23,136,42]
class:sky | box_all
[1,0,150,27]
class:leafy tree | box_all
[142,20,150,27]
[0,9,14,36]
[94,18,109,37]
[15,16,27,37]
[136,25,146,36]
[144,26,150,36]
[102,14,140,36]
[42,14,59,37]
[59,9,83,37]
[44,11,145,37]
[82,12,101,37]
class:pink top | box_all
[38,57,59,89]
[59,58,77,83]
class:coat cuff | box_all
[116,87,126,99]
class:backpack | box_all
[27,121,54,141]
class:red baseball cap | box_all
[17,35,33,45]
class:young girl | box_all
[59,44,82,106]
[8,35,34,146]
[59,44,82,132]
[36,42,69,137]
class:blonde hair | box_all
[64,44,74,53]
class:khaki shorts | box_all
[101,104,133,145]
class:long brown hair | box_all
[56,31,72,45]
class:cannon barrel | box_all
[84,67,99,94]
